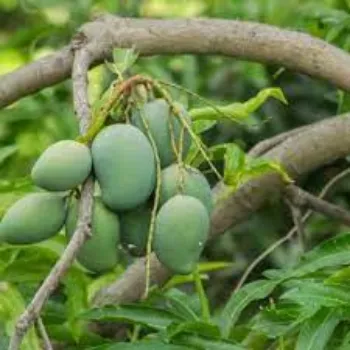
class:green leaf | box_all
[217,279,279,338]
[80,305,182,331]
[163,289,200,321]
[0,282,41,350]
[165,321,221,340]
[87,342,194,350]
[189,87,287,123]
[107,48,139,78]
[251,302,319,338]
[62,269,90,342]
[289,233,350,278]
[222,144,246,187]
[0,145,17,166]
[295,308,340,350]
[191,120,217,134]
[175,334,246,350]
[281,281,350,308]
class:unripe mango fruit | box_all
[131,99,192,168]
[0,193,66,244]
[154,195,209,275]
[91,124,156,211]
[160,164,213,214]
[66,197,120,273]
[120,204,151,256]
[31,140,92,191]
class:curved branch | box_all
[93,113,350,306]
[2,16,350,108]
[9,36,95,350]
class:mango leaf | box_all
[250,302,319,338]
[281,280,350,308]
[295,308,340,350]
[189,87,287,123]
[80,305,182,331]
[175,334,246,350]
[105,48,139,78]
[165,321,221,340]
[288,233,350,279]
[217,279,279,338]
[191,120,217,134]
[87,341,194,350]
[62,269,90,342]
[0,282,41,350]
[162,289,200,321]
[0,145,18,166]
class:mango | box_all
[154,195,209,275]
[91,124,156,211]
[120,204,151,257]
[31,140,92,191]
[131,99,192,168]
[66,197,120,273]
[159,164,213,214]
[0,193,66,244]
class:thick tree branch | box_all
[8,38,95,350]
[93,114,350,306]
[2,16,350,108]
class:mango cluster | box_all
[0,98,213,275]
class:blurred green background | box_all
[2,0,350,307]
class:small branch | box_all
[234,167,350,291]
[286,198,306,252]
[285,184,350,226]
[9,35,94,350]
[3,16,350,107]
[37,317,53,350]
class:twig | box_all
[37,317,53,350]
[234,167,350,292]
[285,184,350,226]
[286,198,306,252]
[8,34,94,350]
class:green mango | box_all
[31,140,92,191]
[91,124,156,211]
[0,193,66,244]
[66,197,120,273]
[159,164,213,214]
[120,204,152,257]
[154,195,209,275]
[131,99,192,168]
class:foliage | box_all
[2,0,350,348]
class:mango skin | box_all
[120,204,151,257]
[154,195,209,275]
[66,197,120,273]
[160,164,213,214]
[31,140,92,191]
[131,99,192,168]
[0,193,66,244]
[91,124,156,211]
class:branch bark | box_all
[8,36,95,350]
[2,16,350,108]
[93,113,350,306]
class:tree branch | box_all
[93,113,350,306]
[8,36,95,350]
[234,167,350,291]
[285,184,350,226]
[2,16,350,108]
